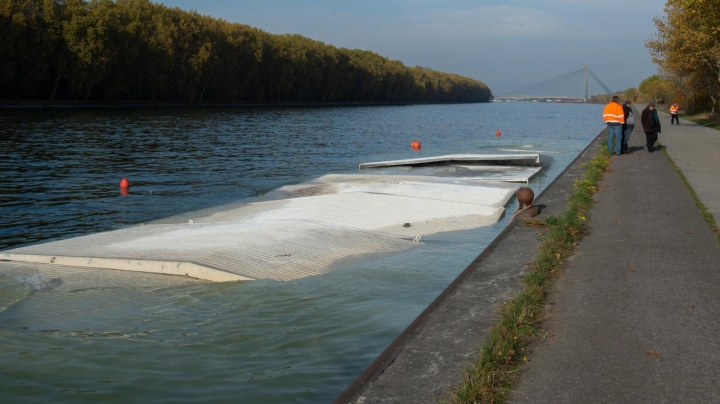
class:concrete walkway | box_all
[508,109,720,403]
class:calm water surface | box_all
[0,103,603,403]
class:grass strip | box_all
[659,142,720,244]
[446,143,611,404]
[677,112,720,130]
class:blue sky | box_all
[158,0,667,96]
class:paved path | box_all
[508,110,720,403]
[657,109,720,219]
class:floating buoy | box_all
[410,141,421,150]
[119,177,130,195]
[495,129,501,138]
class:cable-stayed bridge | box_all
[493,66,613,102]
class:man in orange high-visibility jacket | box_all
[603,95,625,155]
[670,102,680,125]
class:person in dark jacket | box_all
[641,102,661,153]
[622,100,635,154]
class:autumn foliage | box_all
[646,0,720,115]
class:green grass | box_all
[678,112,720,130]
[659,142,720,244]
[446,143,611,404]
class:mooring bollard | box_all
[511,187,541,221]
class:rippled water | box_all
[0,102,603,403]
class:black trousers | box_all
[671,113,679,124]
[645,130,658,151]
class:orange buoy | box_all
[495,129,501,138]
[119,177,130,188]
[410,141,421,150]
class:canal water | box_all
[0,102,603,403]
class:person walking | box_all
[603,95,625,155]
[622,100,635,154]
[670,102,680,125]
[641,102,661,153]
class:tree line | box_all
[645,0,720,115]
[0,0,492,103]
[586,76,665,107]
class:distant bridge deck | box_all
[493,97,585,102]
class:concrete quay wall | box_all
[335,130,606,404]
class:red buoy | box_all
[119,177,130,188]
[495,129,501,138]
[410,141,421,150]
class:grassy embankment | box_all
[447,142,611,404]
[678,111,720,130]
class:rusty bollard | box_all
[512,187,541,221]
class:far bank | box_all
[0,99,489,110]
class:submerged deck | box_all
[358,153,541,169]
[1,172,527,283]
[357,153,544,182]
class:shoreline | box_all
[0,100,487,110]
[334,129,606,403]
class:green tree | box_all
[63,0,121,99]
[623,87,638,102]
[0,0,491,103]
[639,75,672,105]
[0,0,55,98]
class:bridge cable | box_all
[510,73,577,98]
[507,68,584,97]
[497,67,614,99]
[536,71,583,98]
[497,68,585,98]
[558,71,585,97]
[587,69,613,95]
[524,73,578,97]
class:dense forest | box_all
[0,0,492,103]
